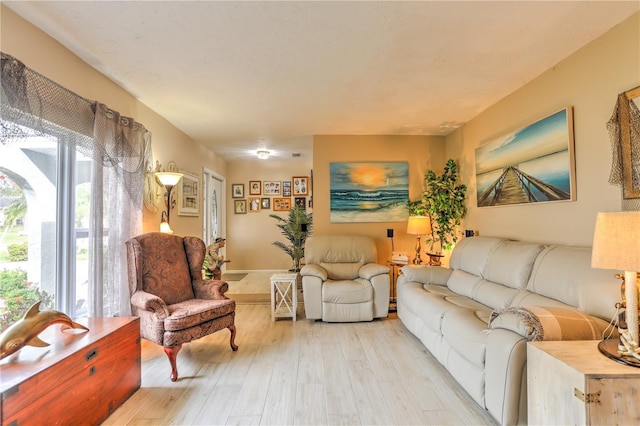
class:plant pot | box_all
[426,252,444,266]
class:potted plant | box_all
[269,204,313,272]
[407,159,467,264]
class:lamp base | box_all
[598,339,640,368]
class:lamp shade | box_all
[155,171,183,186]
[592,211,640,271]
[407,216,431,235]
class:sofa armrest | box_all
[193,279,229,300]
[488,306,612,341]
[359,263,390,280]
[130,290,169,318]
[300,264,328,280]
[400,264,452,286]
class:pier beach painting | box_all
[475,108,575,207]
[330,162,409,223]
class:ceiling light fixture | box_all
[257,150,270,160]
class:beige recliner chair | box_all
[300,235,390,322]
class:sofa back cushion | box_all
[305,235,377,280]
[134,233,195,304]
[483,241,544,289]
[449,237,504,276]
[525,245,619,320]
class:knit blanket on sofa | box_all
[488,306,612,341]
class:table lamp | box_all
[592,211,640,365]
[406,216,431,265]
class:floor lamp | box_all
[592,211,640,366]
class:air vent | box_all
[292,153,301,158]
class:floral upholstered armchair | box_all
[126,232,237,381]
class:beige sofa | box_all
[301,235,390,322]
[397,236,620,425]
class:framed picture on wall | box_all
[282,180,292,197]
[273,197,291,211]
[248,197,261,212]
[177,170,200,216]
[261,197,271,209]
[475,107,575,207]
[295,197,306,210]
[249,180,261,195]
[232,183,244,198]
[263,180,281,196]
[234,199,246,214]
[293,176,308,195]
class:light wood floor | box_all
[103,304,497,425]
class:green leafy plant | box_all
[408,159,467,252]
[0,268,54,332]
[7,242,28,261]
[269,205,313,272]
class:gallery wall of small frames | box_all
[232,175,312,214]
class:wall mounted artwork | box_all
[475,107,576,207]
[330,162,409,223]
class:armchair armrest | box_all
[193,279,229,300]
[400,264,452,286]
[300,264,328,281]
[359,263,390,280]
[130,290,169,318]
[488,306,612,341]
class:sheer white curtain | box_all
[90,103,152,317]
[1,52,153,318]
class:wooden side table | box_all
[387,261,406,312]
[270,273,298,321]
[528,340,640,425]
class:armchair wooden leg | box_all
[228,325,238,351]
[164,344,182,382]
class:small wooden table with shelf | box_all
[528,340,640,425]
[387,261,406,312]
[270,273,298,321]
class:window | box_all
[0,122,94,330]
[1,52,150,331]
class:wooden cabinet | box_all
[528,340,640,425]
[1,317,140,426]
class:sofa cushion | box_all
[449,236,504,276]
[447,269,483,298]
[484,242,544,289]
[401,264,453,285]
[474,280,521,310]
[401,286,466,334]
[320,262,363,280]
[322,279,372,304]
[137,233,195,304]
[164,298,235,331]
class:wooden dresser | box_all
[1,316,141,426]
[528,340,640,425]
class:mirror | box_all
[613,86,640,199]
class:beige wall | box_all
[312,135,446,264]
[4,4,638,269]
[447,12,640,247]
[1,5,226,238]
[225,159,313,271]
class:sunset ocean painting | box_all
[330,162,409,222]
[475,108,575,207]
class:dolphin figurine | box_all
[0,301,89,360]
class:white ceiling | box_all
[5,1,639,161]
